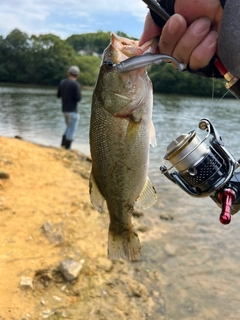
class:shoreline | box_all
[0,81,95,91]
[0,136,165,319]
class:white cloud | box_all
[0,0,149,38]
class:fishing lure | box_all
[114,53,185,73]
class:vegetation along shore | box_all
[0,29,230,97]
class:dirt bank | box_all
[0,136,165,320]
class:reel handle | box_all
[218,189,236,225]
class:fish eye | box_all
[103,59,114,69]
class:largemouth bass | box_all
[89,33,157,261]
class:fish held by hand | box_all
[89,33,157,261]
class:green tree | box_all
[75,55,101,86]
[0,35,8,80]
[29,34,76,85]
[66,31,111,54]
[116,31,138,40]
[1,29,30,82]
[148,63,227,97]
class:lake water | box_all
[1,84,240,319]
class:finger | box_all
[139,12,162,47]
[188,31,219,70]
[159,14,187,55]
[172,17,212,67]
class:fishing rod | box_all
[142,0,170,21]
[141,0,240,225]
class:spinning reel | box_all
[160,119,240,224]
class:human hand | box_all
[139,0,223,71]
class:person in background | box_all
[57,65,82,150]
[139,0,240,81]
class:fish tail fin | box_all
[108,226,141,261]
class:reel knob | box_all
[218,189,236,225]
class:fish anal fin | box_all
[135,177,157,209]
[89,172,107,213]
[108,226,141,261]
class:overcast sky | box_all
[0,0,149,39]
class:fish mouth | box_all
[100,33,153,118]
[110,32,157,64]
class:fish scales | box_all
[89,33,157,261]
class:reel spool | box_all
[163,129,227,195]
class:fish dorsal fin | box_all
[135,177,157,209]
[89,172,107,213]
[150,120,157,147]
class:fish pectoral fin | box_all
[135,177,157,209]
[89,172,107,213]
[150,120,157,147]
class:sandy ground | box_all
[0,136,165,320]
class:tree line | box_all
[0,28,229,97]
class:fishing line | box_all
[210,76,225,115]
[210,75,230,115]
[217,90,231,103]
[210,76,215,114]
